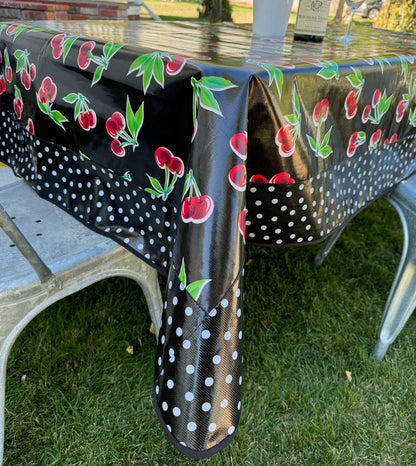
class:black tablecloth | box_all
[1,20,416,458]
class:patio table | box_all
[1,19,416,458]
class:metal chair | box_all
[0,165,163,465]
[315,172,416,361]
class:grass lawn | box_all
[4,197,416,464]
[141,1,254,23]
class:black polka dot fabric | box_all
[2,21,416,459]
[246,138,416,246]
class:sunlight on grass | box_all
[141,0,255,23]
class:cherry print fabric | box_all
[1,20,416,458]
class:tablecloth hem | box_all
[153,389,239,459]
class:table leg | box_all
[373,176,416,360]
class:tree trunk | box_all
[199,0,232,22]
[333,0,345,23]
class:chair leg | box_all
[135,266,163,338]
[120,253,163,338]
[372,182,416,360]
[314,226,346,267]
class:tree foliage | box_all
[374,0,416,32]
[199,0,232,22]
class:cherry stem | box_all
[166,171,178,193]
[117,127,135,144]
[316,120,322,156]
[163,164,170,193]
[187,169,201,200]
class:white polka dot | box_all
[221,298,229,308]
[221,399,228,408]
[186,364,195,374]
[202,402,211,412]
[213,355,221,364]
[228,426,235,435]
[201,330,210,339]
[232,351,238,360]
[185,307,193,316]
[183,340,191,349]
[208,423,216,432]
[209,308,217,317]
[173,407,181,417]
[185,392,194,401]
[176,327,183,337]
[226,374,233,383]
[187,422,197,432]
[224,331,231,340]
[162,402,168,411]
[205,377,214,387]
[167,379,174,389]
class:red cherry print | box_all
[372,89,380,107]
[347,131,358,157]
[29,64,36,81]
[77,41,95,69]
[20,69,30,90]
[6,25,18,35]
[111,139,125,157]
[78,110,97,131]
[228,164,247,191]
[276,123,295,157]
[26,118,34,135]
[276,123,293,144]
[13,98,23,119]
[230,132,247,159]
[112,112,125,129]
[192,195,214,223]
[369,129,382,148]
[313,99,329,126]
[396,99,406,122]
[0,76,7,95]
[362,105,371,123]
[52,45,63,59]
[181,195,214,223]
[250,174,268,183]
[78,113,89,130]
[181,197,196,222]
[166,56,186,75]
[168,157,184,177]
[38,77,57,103]
[345,90,357,120]
[51,33,65,48]
[5,66,12,83]
[270,172,294,184]
[238,208,247,243]
[106,112,125,137]
[154,147,173,168]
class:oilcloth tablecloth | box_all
[1,20,416,458]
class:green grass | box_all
[140,1,264,24]
[4,197,416,464]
